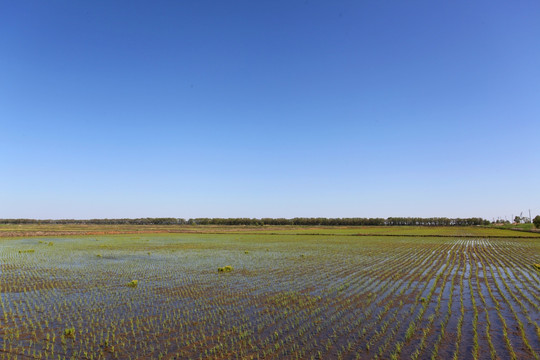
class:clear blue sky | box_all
[1,1,539,220]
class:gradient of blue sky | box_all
[1,1,539,220]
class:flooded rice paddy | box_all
[1,234,539,359]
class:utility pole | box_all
[529,209,532,223]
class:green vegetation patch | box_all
[218,265,233,272]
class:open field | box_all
[1,224,539,238]
[1,231,539,359]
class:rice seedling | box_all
[63,328,75,338]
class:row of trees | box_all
[0,218,185,225]
[0,217,490,226]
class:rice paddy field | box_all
[1,227,539,359]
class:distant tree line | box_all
[0,218,186,225]
[0,217,490,226]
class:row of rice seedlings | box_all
[480,245,539,359]
[354,241,451,359]
[489,239,540,299]
[426,245,461,360]
[467,257,480,360]
[257,241,438,359]
[504,264,540,309]
[470,242,498,359]
[489,239,540,295]
[488,241,540,314]
[490,251,540,346]
[10,242,332,358]
[409,245,458,360]
[167,243,366,358]
[402,246,452,350]
[269,239,444,359]
[2,240,185,358]
[451,249,466,360]
[383,244,456,359]
[346,240,450,359]
[353,241,448,357]
[330,260,420,358]
[482,241,537,314]
[251,293,337,356]
[4,238,243,358]
[281,250,411,358]
[474,241,518,360]
[499,261,539,315]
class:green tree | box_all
[533,215,540,229]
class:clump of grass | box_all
[218,265,233,273]
[63,327,75,338]
[19,249,35,253]
[96,254,102,258]
[244,251,249,254]
[534,264,540,271]
[48,242,54,246]
[127,280,138,287]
